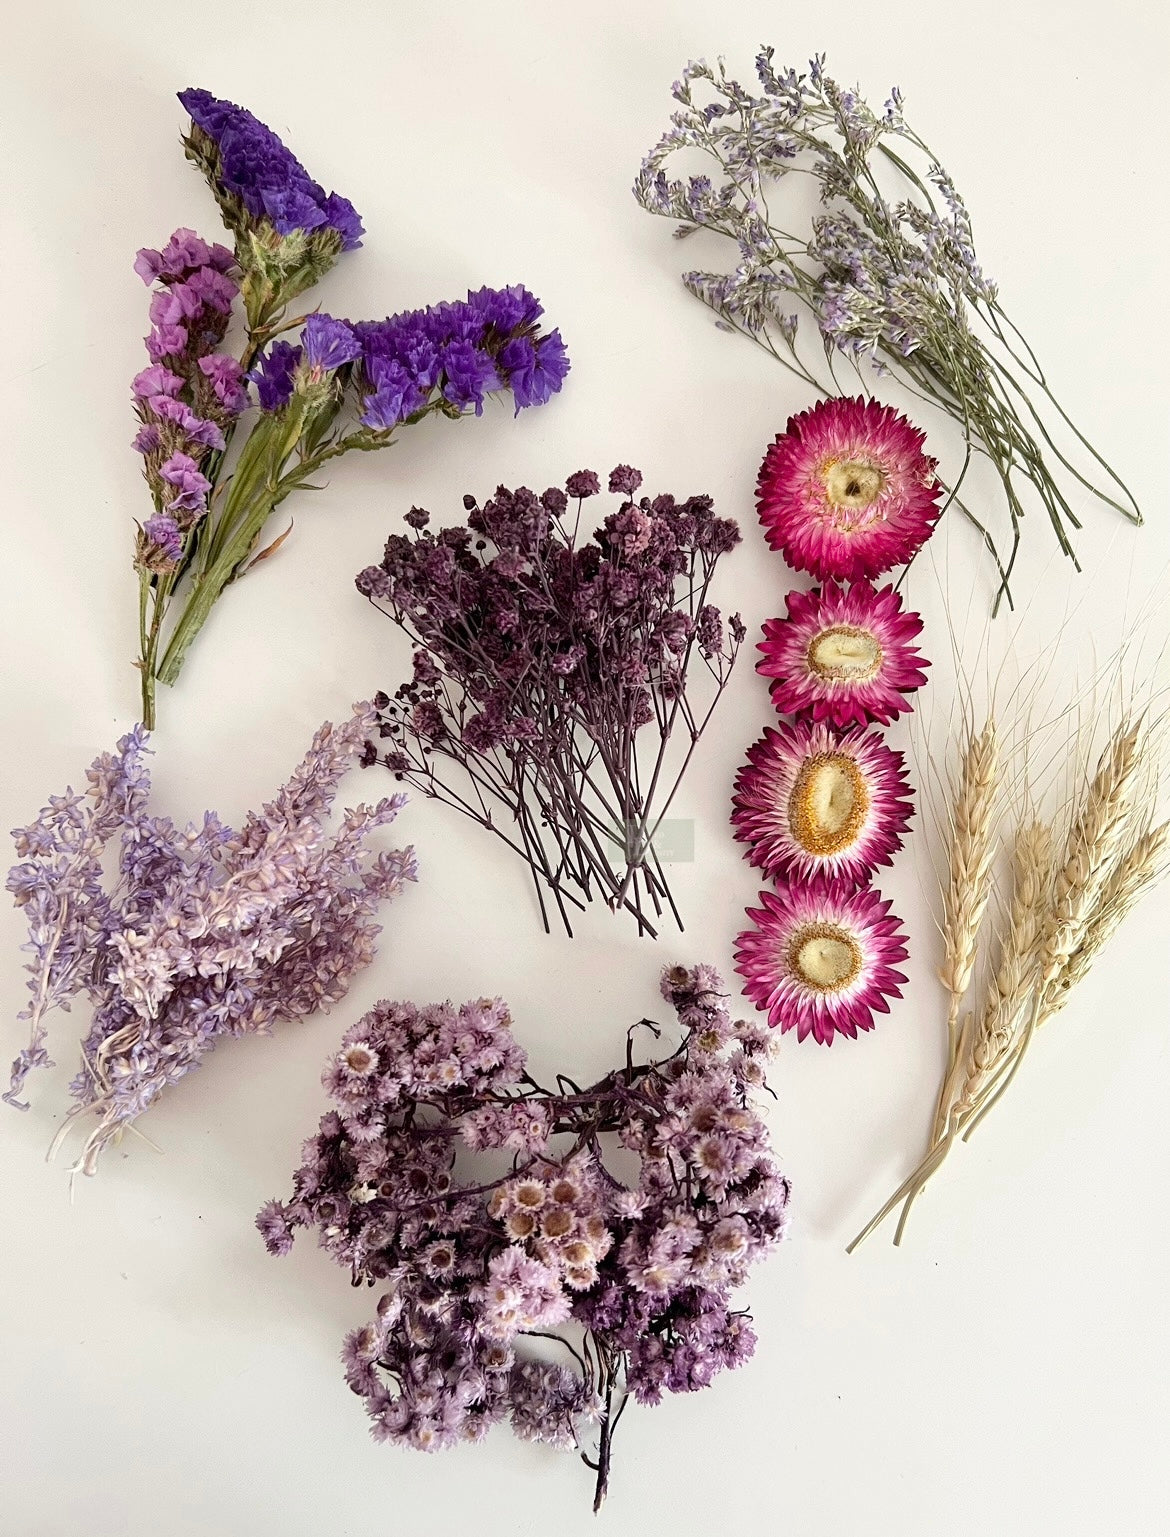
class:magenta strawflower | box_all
[756,397,941,582]
[757,580,930,727]
[732,720,913,886]
[734,877,909,1044]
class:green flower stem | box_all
[155,402,316,687]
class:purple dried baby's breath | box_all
[358,469,743,937]
[5,706,416,1177]
[262,964,790,1510]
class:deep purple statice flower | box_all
[353,285,569,428]
[249,340,304,412]
[4,707,416,1178]
[178,88,363,250]
[261,964,790,1510]
[302,313,362,373]
[357,470,742,936]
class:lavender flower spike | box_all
[5,706,416,1177]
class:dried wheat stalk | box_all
[849,712,1165,1253]
[951,820,1053,1122]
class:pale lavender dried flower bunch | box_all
[5,706,416,1177]
[260,964,790,1511]
[635,51,1142,609]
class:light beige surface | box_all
[1,2,1167,1534]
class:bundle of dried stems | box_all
[849,673,1167,1250]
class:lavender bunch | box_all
[635,52,1142,608]
[5,706,416,1177]
[260,964,790,1511]
[133,90,569,727]
[357,467,744,938]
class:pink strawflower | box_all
[734,876,909,1045]
[756,397,942,581]
[757,580,930,728]
[732,720,913,886]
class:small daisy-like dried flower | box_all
[757,581,929,727]
[756,397,941,582]
[339,1042,380,1078]
[512,1179,547,1211]
[732,719,913,886]
[734,877,909,1044]
[263,965,790,1510]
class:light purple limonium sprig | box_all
[633,50,1142,611]
[4,706,417,1179]
[260,964,791,1512]
[130,90,570,731]
[356,468,743,938]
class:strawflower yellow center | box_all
[788,922,862,993]
[820,457,887,527]
[807,624,883,682]
[789,753,869,856]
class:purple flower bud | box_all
[145,395,226,450]
[142,513,184,564]
[360,359,426,431]
[608,464,644,496]
[197,354,249,415]
[440,340,499,414]
[146,324,188,361]
[132,365,184,400]
[185,265,239,314]
[134,228,238,284]
[302,314,362,373]
[566,470,601,499]
[498,329,571,414]
[248,340,303,413]
[159,452,212,515]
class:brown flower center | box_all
[787,922,862,993]
[807,624,883,682]
[820,457,887,526]
[789,753,868,856]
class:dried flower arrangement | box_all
[730,398,939,1042]
[260,965,790,1510]
[133,89,569,726]
[4,706,415,1176]
[635,52,1142,608]
[849,674,1168,1247]
[357,467,744,937]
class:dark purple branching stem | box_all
[356,468,744,937]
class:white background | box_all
[2,3,1168,1534]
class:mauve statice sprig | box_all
[5,706,416,1178]
[260,964,791,1511]
[131,89,569,729]
[357,468,743,938]
[634,52,1142,610]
